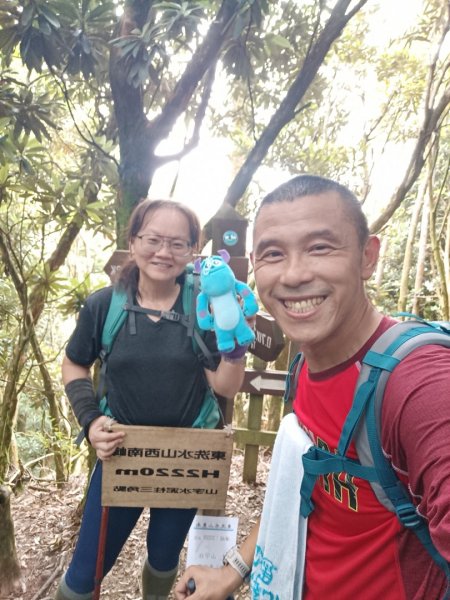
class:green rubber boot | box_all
[54,576,93,600]
[141,559,178,600]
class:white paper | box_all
[186,515,238,568]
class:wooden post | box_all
[243,356,267,483]
[210,207,250,429]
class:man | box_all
[175,175,450,599]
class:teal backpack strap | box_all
[74,288,128,443]
[283,352,304,403]
[96,288,129,402]
[350,320,450,580]
[289,352,379,516]
[101,289,129,355]
[182,265,216,370]
[182,264,222,428]
[300,447,379,517]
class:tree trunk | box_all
[428,171,450,320]
[0,328,30,481]
[110,0,243,245]
[374,236,389,292]
[412,187,431,316]
[0,486,23,596]
[398,182,425,312]
[29,328,67,486]
[445,215,450,316]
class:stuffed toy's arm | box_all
[196,291,214,330]
[234,281,259,317]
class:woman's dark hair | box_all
[117,198,201,292]
[256,174,369,247]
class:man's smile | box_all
[283,296,326,313]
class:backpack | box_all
[97,264,221,430]
[284,317,450,593]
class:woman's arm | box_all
[62,355,124,460]
[204,350,246,398]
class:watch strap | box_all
[223,546,251,580]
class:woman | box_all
[56,199,248,600]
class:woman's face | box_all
[130,207,194,284]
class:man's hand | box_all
[88,416,125,461]
[174,565,242,599]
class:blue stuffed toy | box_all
[194,249,259,353]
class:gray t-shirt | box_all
[66,286,219,428]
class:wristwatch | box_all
[223,546,251,580]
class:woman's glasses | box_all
[136,234,192,257]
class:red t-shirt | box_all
[293,317,450,600]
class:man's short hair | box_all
[256,174,370,247]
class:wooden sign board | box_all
[249,312,285,362]
[211,218,247,257]
[102,425,233,510]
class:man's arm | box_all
[174,519,260,599]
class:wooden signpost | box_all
[249,311,285,362]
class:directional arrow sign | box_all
[241,369,288,397]
[248,375,286,393]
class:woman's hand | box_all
[87,416,125,461]
[174,565,242,599]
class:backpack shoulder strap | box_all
[283,352,304,403]
[101,288,129,356]
[345,319,450,579]
[348,320,450,508]
[182,264,197,339]
[182,264,216,370]
[96,288,129,402]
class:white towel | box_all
[250,413,312,600]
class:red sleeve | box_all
[381,344,450,560]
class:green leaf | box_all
[0,163,8,185]
[266,34,293,50]
[0,27,20,54]
[38,15,52,36]
[20,4,35,28]
[39,6,61,30]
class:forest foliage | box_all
[0,0,449,593]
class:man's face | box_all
[251,192,379,365]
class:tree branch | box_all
[369,86,450,233]
[203,0,368,230]
[154,61,218,166]
[148,0,243,142]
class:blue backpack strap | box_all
[300,446,379,517]
[291,350,383,517]
[96,288,129,403]
[345,319,450,579]
[283,352,304,403]
[101,289,129,355]
[182,265,216,370]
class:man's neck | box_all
[303,306,383,373]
